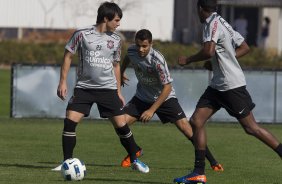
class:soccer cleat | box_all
[51,164,62,171]
[173,172,206,184]
[211,163,224,172]
[131,159,149,173]
[121,149,143,167]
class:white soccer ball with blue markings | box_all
[61,158,86,181]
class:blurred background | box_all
[0,0,282,66]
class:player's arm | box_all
[140,83,172,123]
[57,50,73,100]
[178,41,216,66]
[120,55,131,86]
[235,41,250,58]
[113,61,126,105]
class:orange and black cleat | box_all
[121,149,143,167]
[211,163,224,172]
[173,172,206,184]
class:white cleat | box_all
[131,159,149,173]
[51,164,62,171]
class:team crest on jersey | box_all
[107,40,114,49]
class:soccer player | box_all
[173,0,282,183]
[120,29,223,172]
[52,2,149,173]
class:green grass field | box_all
[0,68,282,184]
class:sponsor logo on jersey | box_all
[85,50,112,69]
[135,68,157,85]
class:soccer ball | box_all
[61,158,86,181]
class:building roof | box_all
[218,0,282,7]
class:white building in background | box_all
[1,0,282,54]
[0,0,174,41]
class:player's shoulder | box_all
[106,31,121,41]
[77,25,94,31]
[150,48,166,64]
[151,48,165,60]
[204,12,219,26]
[73,25,94,35]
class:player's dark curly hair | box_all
[197,0,217,12]
[96,2,123,24]
[135,29,153,43]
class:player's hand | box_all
[57,82,68,100]
[118,93,126,106]
[203,60,213,71]
[178,56,188,66]
[121,73,129,87]
[140,110,154,123]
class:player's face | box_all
[105,14,121,32]
[135,39,152,58]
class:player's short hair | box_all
[197,0,217,12]
[135,29,153,43]
[96,2,123,24]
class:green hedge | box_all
[1,40,282,69]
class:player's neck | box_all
[96,23,107,33]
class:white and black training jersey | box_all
[65,25,121,89]
[127,45,176,103]
[203,12,246,91]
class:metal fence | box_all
[11,64,282,123]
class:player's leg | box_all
[238,112,282,158]
[99,92,148,173]
[52,89,90,171]
[52,110,83,171]
[125,114,138,125]
[110,115,149,173]
[63,110,84,160]
[120,114,143,167]
[174,107,215,184]
[119,96,151,167]
[175,118,223,171]
[222,86,282,159]
[62,88,93,161]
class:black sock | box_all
[189,138,217,166]
[115,124,139,162]
[274,143,282,157]
[62,118,77,161]
[193,149,206,175]
[205,146,218,166]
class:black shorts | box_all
[196,86,255,119]
[124,96,186,123]
[67,88,124,118]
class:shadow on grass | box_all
[84,177,171,184]
[0,163,50,169]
